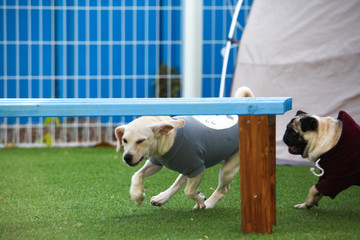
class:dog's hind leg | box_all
[205,153,239,209]
[150,174,187,207]
[184,171,207,209]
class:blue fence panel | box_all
[0,0,253,125]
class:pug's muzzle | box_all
[283,120,307,155]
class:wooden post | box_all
[238,115,276,233]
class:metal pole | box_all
[219,0,243,98]
[182,0,203,97]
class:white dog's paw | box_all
[204,191,226,209]
[193,203,206,210]
[131,192,145,206]
[293,202,310,209]
[150,192,170,207]
[130,186,146,206]
[193,192,207,210]
[204,199,216,209]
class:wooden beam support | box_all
[239,115,276,233]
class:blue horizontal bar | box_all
[0,97,292,117]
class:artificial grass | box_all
[0,148,359,240]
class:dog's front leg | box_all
[184,171,206,210]
[294,185,323,209]
[151,174,187,207]
[130,160,163,206]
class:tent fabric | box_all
[231,0,360,162]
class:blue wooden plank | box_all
[0,97,292,117]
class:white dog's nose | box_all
[123,154,133,163]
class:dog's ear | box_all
[296,110,307,116]
[151,119,185,137]
[114,126,126,152]
[300,117,318,132]
[170,119,185,128]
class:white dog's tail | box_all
[235,86,254,98]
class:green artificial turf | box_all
[0,148,359,239]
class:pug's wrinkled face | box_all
[283,111,319,157]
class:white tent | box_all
[231,0,360,163]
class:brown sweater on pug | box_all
[316,111,360,199]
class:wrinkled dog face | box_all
[283,111,319,157]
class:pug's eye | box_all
[290,130,298,137]
[136,139,145,144]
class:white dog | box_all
[114,87,254,209]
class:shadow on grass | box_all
[110,207,243,238]
[275,199,360,236]
[105,202,360,239]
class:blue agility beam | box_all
[0,97,292,234]
[0,97,291,117]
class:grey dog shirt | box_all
[150,116,239,178]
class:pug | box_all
[283,110,360,209]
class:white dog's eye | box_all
[136,139,145,144]
[123,139,128,144]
